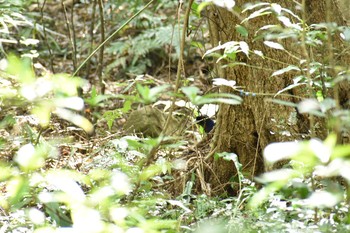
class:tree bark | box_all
[206,0,350,195]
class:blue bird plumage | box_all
[196,116,215,133]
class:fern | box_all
[106,24,182,76]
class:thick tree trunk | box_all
[206,0,350,195]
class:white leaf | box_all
[239,41,249,57]
[264,41,285,50]
[297,99,320,113]
[212,78,236,88]
[264,141,300,163]
[271,65,300,77]
[253,50,264,57]
[271,3,281,15]
[302,191,341,208]
[309,138,331,163]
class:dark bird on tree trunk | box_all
[196,116,215,133]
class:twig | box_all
[38,0,55,72]
[70,1,77,70]
[300,0,315,137]
[97,0,106,94]
[72,0,156,77]
[143,0,194,167]
[61,1,76,71]
[85,0,97,80]
[252,111,266,178]
[163,0,194,134]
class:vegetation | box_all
[0,0,350,232]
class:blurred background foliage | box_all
[0,0,350,233]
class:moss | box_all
[123,106,183,137]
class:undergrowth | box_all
[0,1,350,233]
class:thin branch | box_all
[300,0,315,137]
[97,0,106,94]
[38,0,55,72]
[85,0,98,80]
[72,0,156,77]
[70,0,77,70]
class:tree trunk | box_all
[205,0,350,195]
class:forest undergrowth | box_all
[1,1,350,233]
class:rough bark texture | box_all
[206,0,350,195]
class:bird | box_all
[196,115,215,133]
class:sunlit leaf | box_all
[197,2,212,15]
[139,164,163,181]
[71,206,104,232]
[271,65,300,77]
[242,2,269,13]
[255,169,299,183]
[308,138,331,163]
[264,141,300,164]
[46,172,86,203]
[297,98,325,117]
[32,101,52,127]
[274,83,305,97]
[331,144,350,159]
[264,41,285,50]
[6,55,35,83]
[55,107,94,134]
[253,50,264,57]
[302,191,342,208]
[7,176,29,207]
[239,41,249,57]
[248,183,282,209]
[55,97,84,111]
[212,78,236,88]
[110,170,132,195]
[15,144,45,171]
[271,3,281,15]
[242,7,271,23]
[167,200,192,213]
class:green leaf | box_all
[44,202,72,227]
[136,84,170,104]
[7,176,30,207]
[267,99,298,108]
[248,182,283,209]
[6,55,35,84]
[197,2,212,15]
[236,25,249,38]
[331,145,350,159]
[140,219,177,230]
[103,110,123,130]
[181,86,200,102]
[139,164,163,181]
[191,41,205,49]
[85,86,111,107]
[182,87,242,106]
